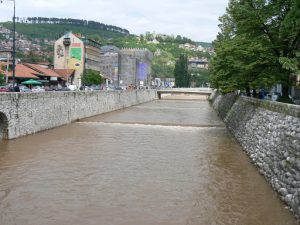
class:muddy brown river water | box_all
[0,98,298,225]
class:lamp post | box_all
[1,0,16,86]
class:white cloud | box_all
[0,0,228,41]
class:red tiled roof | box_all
[24,63,61,78]
[53,69,75,80]
[8,64,39,79]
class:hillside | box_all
[196,42,213,48]
[1,22,127,41]
[1,19,212,79]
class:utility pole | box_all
[12,0,15,86]
[6,52,9,84]
[117,52,121,87]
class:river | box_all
[0,97,298,225]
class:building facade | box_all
[188,57,209,70]
[99,45,120,86]
[54,32,101,87]
[119,48,153,87]
[99,46,153,87]
[54,33,152,88]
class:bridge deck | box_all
[157,88,212,99]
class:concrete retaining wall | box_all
[210,91,300,218]
[0,90,156,139]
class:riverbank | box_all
[210,91,300,218]
[0,90,156,140]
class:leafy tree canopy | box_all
[210,0,300,97]
[81,70,103,86]
[189,68,210,87]
[0,73,5,86]
[174,54,191,87]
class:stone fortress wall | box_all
[0,90,156,140]
[210,91,300,218]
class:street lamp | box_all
[1,0,16,86]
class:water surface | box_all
[0,99,298,225]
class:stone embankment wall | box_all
[0,90,156,139]
[210,91,300,218]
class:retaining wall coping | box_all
[239,96,300,118]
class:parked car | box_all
[68,85,77,91]
[0,86,8,92]
[106,85,116,91]
[19,85,31,92]
[44,86,54,91]
[55,86,71,91]
[115,87,123,90]
[85,85,101,91]
[32,86,45,92]
[263,92,280,101]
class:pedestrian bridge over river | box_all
[157,88,212,99]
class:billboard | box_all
[70,48,82,61]
[137,62,147,80]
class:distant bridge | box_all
[157,88,213,99]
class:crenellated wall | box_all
[0,90,156,140]
[210,91,300,218]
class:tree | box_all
[174,54,190,87]
[81,70,103,86]
[190,68,210,87]
[210,0,300,99]
[0,73,5,86]
[139,34,145,42]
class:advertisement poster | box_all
[137,62,147,80]
[70,48,82,61]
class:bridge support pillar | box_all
[158,93,161,100]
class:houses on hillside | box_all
[179,43,214,54]
[0,25,45,54]
[188,57,209,70]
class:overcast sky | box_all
[0,0,228,42]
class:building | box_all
[23,63,63,86]
[54,32,102,87]
[99,46,153,87]
[54,33,152,88]
[0,62,67,86]
[188,57,209,70]
[119,48,153,87]
[53,69,75,85]
[99,45,120,86]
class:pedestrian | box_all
[14,84,20,92]
[258,89,265,99]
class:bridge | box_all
[157,88,213,99]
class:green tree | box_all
[190,69,210,87]
[174,54,190,87]
[210,0,300,99]
[81,70,103,86]
[0,73,5,86]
